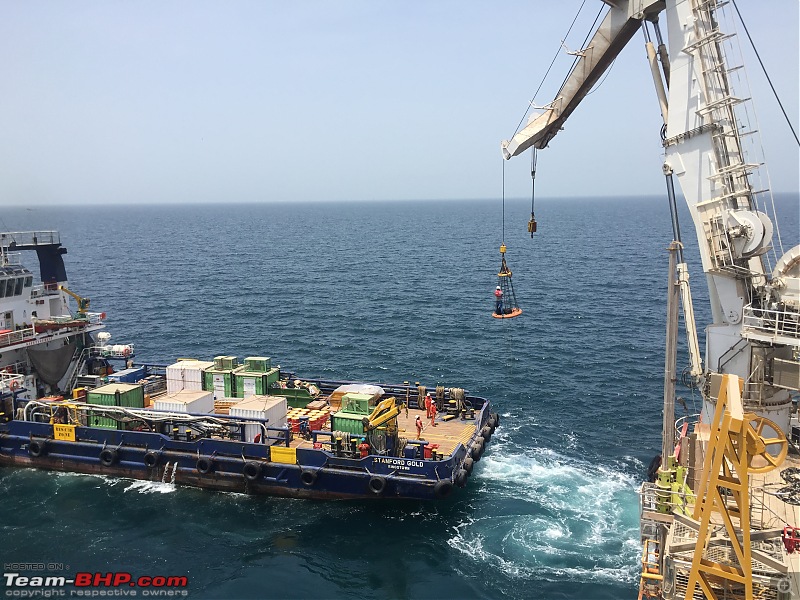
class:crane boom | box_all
[501,0,800,434]
[501,0,665,158]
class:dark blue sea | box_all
[1,195,798,599]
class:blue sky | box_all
[0,1,797,205]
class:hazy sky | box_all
[1,1,798,205]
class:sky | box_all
[0,0,797,206]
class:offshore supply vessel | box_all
[0,232,497,500]
[501,0,799,598]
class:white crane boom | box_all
[502,0,800,433]
[501,0,665,158]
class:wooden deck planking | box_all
[287,406,479,456]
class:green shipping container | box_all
[212,356,239,370]
[85,411,118,430]
[339,393,372,415]
[244,357,271,372]
[331,412,365,435]
[87,383,144,409]
[265,367,279,387]
[202,369,236,398]
[234,368,280,398]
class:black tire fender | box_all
[100,448,118,467]
[144,451,159,468]
[471,438,484,461]
[368,475,387,495]
[28,439,47,458]
[481,426,493,441]
[492,412,500,427]
[300,469,317,487]
[243,461,262,481]
[463,456,474,475]
[196,457,214,475]
[455,469,468,488]
[434,480,453,499]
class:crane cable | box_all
[731,0,800,146]
[529,148,538,237]
[508,0,588,141]
[501,159,506,243]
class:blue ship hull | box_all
[0,395,496,501]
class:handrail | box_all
[0,231,61,247]
[0,327,36,348]
[0,372,25,392]
[742,303,800,339]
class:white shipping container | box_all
[229,395,288,443]
[166,360,213,394]
[153,390,214,414]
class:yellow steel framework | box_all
[684,374,788,600]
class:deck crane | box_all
[59,285,91,317]
[501,0,799,433]
[501,1,800,598]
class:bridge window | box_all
[14,277,23,295]
[24,276,32,288]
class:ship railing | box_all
[21,400,290,446]
[0,326,36,348]
[85,312,105,325]
[673,413,702,440]
[638,480,696,530]
[742,303,800,339]
[0,231,60,247]
[0,372,25,393]
[30,284,62,299]
[92,344,135,358]
[0,252,22,266]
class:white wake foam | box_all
[449,447,641,586]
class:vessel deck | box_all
[290,405,477,456]
[751,453,800,596]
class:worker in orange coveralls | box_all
[415,415,423,439]
[424,393,432,418]
[430,400,438,427]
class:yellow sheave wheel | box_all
[744,413,788,473]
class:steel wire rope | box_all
[555,4,606,98]
[508,0,588,141]
[725,1,789,260]
[530,148,536,215]
[502,158,505,244]
[731,0,800,146]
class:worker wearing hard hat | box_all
[494,285,503,315]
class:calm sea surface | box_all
[1,195,798,599]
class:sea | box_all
[1,194,798,600]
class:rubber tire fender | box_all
[243,461,262,481]
[300,469,317,487]
[492,412,500,427]
[144,451,159,468]
[481,426,493,441]
[28,439,47,458]
[196,457,214,475]
[455,469,468,488]
[368,475,387,495]
[462,456,474,475]
[470,438,484,461]
[100,448,118,467]
[434,480,453,499]
[486,417,497,431]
